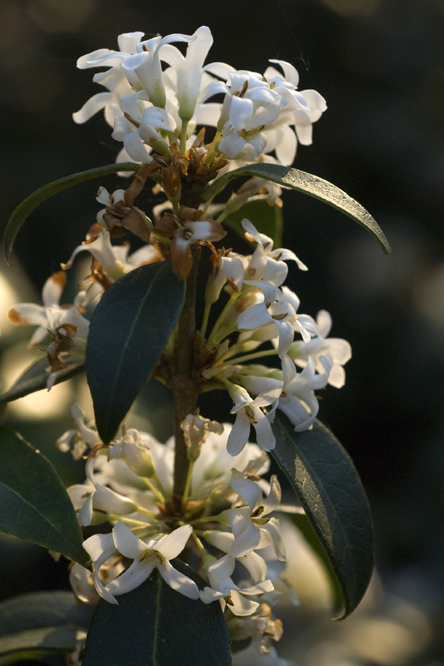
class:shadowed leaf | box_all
[82,562,231,666]
[206,163,390,254]
[0,427,88,566]
[271,415,374,618]
[0,358,84,404]
[3,163,139,263]
[86,262,185,444]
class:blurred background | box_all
[1,0,444,663]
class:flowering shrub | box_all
[0,25,390,666]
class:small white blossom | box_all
[227,384,281,455]
[200,553,274,616]
[229,474,285,560]
[84,521,199,604]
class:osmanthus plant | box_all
[0,26,390,666]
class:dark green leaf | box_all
[271,415,374,619]
[0,428,88,565]
[0,591,93,638]
[289,512,343,613]
[82,562,231,666]
[206,163,390,254]
[224,196,283,247]
[0,626,80,665]
[86,262,185,444]
[0,358,84,404]
[3,163,139,264]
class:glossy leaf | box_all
[271,415,374,618]
[0,591,93,638]
[0,626,80,665]
[0,358,84,404]
[224,196,283,247]
[0,428,88,566]
[205,163,390,254]
[86,262,185,444]
[3,162,139,263]
[82,562,231,666]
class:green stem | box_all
[200,302,212,340]
[206,291,239,347]
[143,477,166,504]
[180,120,189,155]
[172,255,200,500]
[181,461,195,511]
[227,348,279,365]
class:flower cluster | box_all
[60,412,289,652]
[73,27,326,168]
[5,25,352,665]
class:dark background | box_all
[1,0,444,663]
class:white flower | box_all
[88,521,199,604]
[161,26,214,122]
[8,271,68,347]
[200,553,274,616]
[68,456,138,526]
[237,287,316,358]
[56,403,98,459]
[108,428,155,477]
[288,310,352,388]
[229,474,285,560]
[227,385,281,455]
[278,355,331,431]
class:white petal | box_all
[230,477,262,509]
[159,561,200,599]
[237,303,271,330]
[106,559,153,597]
[230,522,261,558]
[227,411,250,456]
[156,524,193,560]
[112,521,145,559]
[253,413,276,452]
[73,92,113,124]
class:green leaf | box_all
[82,562,231,666]
[0,626,80,665]
[224,196,283,247]
[0,427,88,565]
[86,262,185,444]
[0,358,84,404]
[3,163,139,264]
[206,163,391,254]
[271,415,374,619]
[0,591,93,638]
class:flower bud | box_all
[108,429,155,477]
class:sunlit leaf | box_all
[206,163,390,254]
[82,562,231,666]
[3,163,139,263]
[0,358,84,404]
[86,262,185,444]
[271,415,374,618]
[0,591,93,638]
[0,428,88,566]
[0,626,80,665]
[224,196,283,247]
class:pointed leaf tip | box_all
[86,262,185,444]
[3,163,139,264]
[82,562,231,666]
[0,427,88,565]
[208,163,390,255]
[271,415,374,618]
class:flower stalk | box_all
[172,254,200,500]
